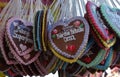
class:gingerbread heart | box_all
[77,43,107,68]
[48,17,89,63]
[6,38,40,65]
[5,17,40,65]
[6,17,34,56]
[86,1,116,48]
[86,1,114,41]
[36,50,58,73]
[33,10,43,51]
[100,4,120,38]
[0,31,18,65]
[92,48,113,70]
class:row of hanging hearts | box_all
[0,1,120,77]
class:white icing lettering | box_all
[55,25,84,43]
[70,27,84,35]
[63,35,76,42]
[56,33,64,39]
[12,31,33,44]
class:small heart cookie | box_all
[48,16,90,63]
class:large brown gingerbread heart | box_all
[48,17,89,59]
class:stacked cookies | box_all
[0,1,120,77]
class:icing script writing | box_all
[12,26,33,44]
[56,24,84,42]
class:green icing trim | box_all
[33,11,38,51]
[33,10,43,51]
[77,49,106,68]
[100,4,120,38]
[92,48,113,70]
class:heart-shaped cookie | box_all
[86,1,116,48]
[33,10,44,51]
[34,10,48,52]
[92,48,113,71]
[85,13,116,49]
[48,16,89,63]
[36,50,58,74]
[6,17,34,56]
[5,17,40,65]
[0,20,18,65]
[100,4,120,38]
[7,39,40,65]
[41,10,48,52]
[77,43,107,68]
[0,31,18,65]
[85,14,106,49]
[86,1,114,41]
